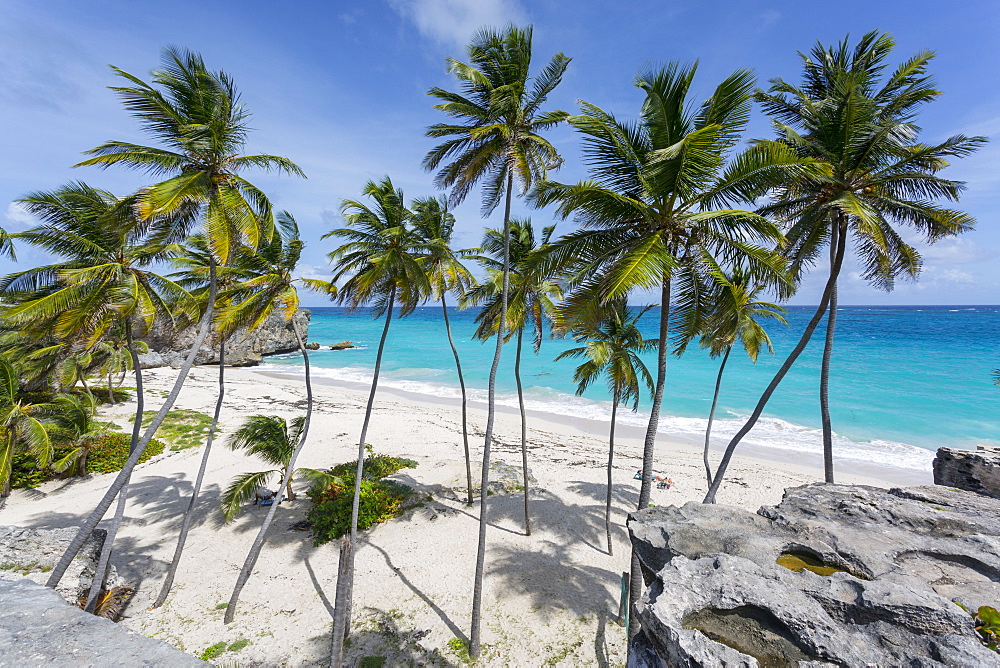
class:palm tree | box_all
[44,47,302,594]
[220,415,333,521]
[704,32,986,502]
[211,214,334,621]
[0,357,54,497]
[688,268,786,487]
[554,300,656,555]
[411,196,477,505]
[464,218,561,536]
[530,62,806,631]
[0,227,14,260]
[324,177,428,660]
[50,394,112,477]
[1,182,194,609]
[424,25,570,657]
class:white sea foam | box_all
[258,362,935,473]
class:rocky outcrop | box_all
[934,446,1000,499]
[627,484,1000,667]
[0,526,120,606]
[137,308,310,368]
[329,340,354,350]
[0,579,204,667]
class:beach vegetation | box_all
[423,24,570,660]
[957,603,1000,652]
[141,409,214,451]
[705,31,986,501]
[555,299,656,555]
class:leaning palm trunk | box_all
[152,337,227,608]
[702,347,732,488]
[606,388,620,556]
[514,328,531,536]
[46,264,219,590]
[704,224,848,503]
[330,287,396,663]
[441,294,473,504]
[628,277,670,637]
[224,322,312,623]
[470,175,513,659]
[83,321,144,612]
[819,220,840,484]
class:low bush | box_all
[307,450,418,546]
[10,432,166,488]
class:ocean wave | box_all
[257,362,935,473]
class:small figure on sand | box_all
[633,470,674,489]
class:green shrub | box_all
[307,451,417,546]
[85,433,166,474]
[198,641,228,661]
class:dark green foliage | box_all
[359,657,387,668]
[958,603,1000,652]
[307,452,417,546]
[11,432,166,488]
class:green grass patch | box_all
[141,409,215,451]
[307,450,418,546]
[198,642,228,661]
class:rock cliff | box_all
[934,446,1000,499]
[138,308,310,368]
[627,483,1000,667]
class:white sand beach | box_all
[2,365,925,666]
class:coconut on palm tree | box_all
[464,218,561,536]
[44,47,302,595]
[411,196,477,505]
[324,176,428,659]
[424,25,570,657]
[531,62,808,632]
[555,300,656,555]
[704,32,986,502]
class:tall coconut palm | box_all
[554,300,656,555]
[411,196,477,504]
[424,25,570,657]
[1,182,194,608]
[212,213,334,621]
[704,32,986,502]
[464,218,561,536]
[0,357,54,497]
[44,47,302,593]
[686,267,786,487]
[531,63,809,632]
[324,177,428,660]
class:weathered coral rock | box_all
[0,579,204,666]
[329,340,354,350]
[137,308,310,368]
[0,526,121,605]
[934,446,1000,499]
[627,484,1000,667]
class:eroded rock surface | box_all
[0,526,120,605]
[138,308,310,368]
[627,484,1000,667]
[934,446,1000,499]
[0,579,203,667]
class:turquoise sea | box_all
[263,305,1000,474]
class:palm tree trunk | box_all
[84,320,144,612]
[703,347,731,488]
[514,327,531,536]
[470,172,514,659]
[46,262,218,591]
[79,373,95,413]
[819,218,841,484]
[152,336,227,609]
[607,388,620,556]
[107,370,114,405]
[628,277,670,638]
[330,288,396,662]
[703,226,849,503]
[224,320,313,624]
[441,294,473,505]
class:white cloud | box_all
[389,0,528,49]
[758,9,781,27]
[918,237,995,265]
[3,202,33,228]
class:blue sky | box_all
[1,0,998,305]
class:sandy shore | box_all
[2,365,918,666]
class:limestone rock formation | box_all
[934,446,1000,499]
[0,579,204,666]
[0,526,121,606]
[627,484,1000,667]
[329,340,354,350]
[137,308,310,368]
